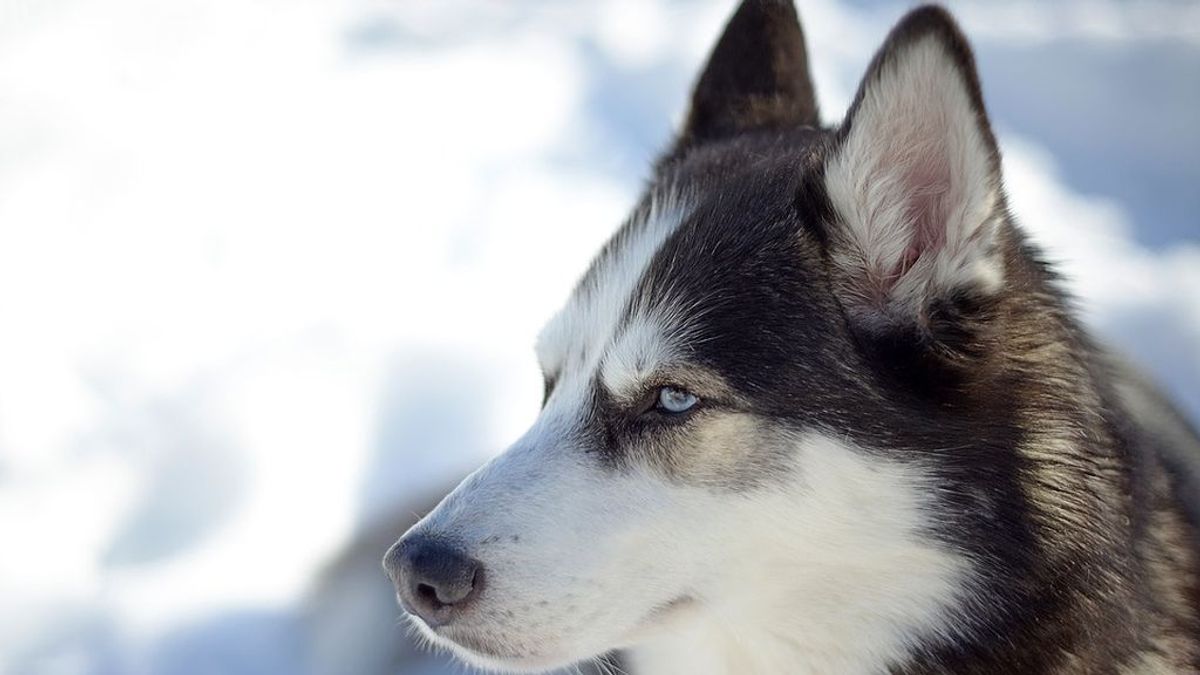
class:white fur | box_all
[401,186,710,671]
[824,36,1002,323]
[627,436,973,674]
[408,430,973,674]
[599,310,680,401]
[536,187,691,391]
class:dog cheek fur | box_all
[627,432,979,675]
[639,412,799,490]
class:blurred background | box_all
[0,0,1197,673]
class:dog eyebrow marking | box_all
[599,310,678,401]
[535,185,692,385]
[597,307,733,404]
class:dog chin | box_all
[451,647,583,675]
[412,619,588,674]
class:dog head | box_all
[385,2,1011,671]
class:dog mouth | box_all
[433,596,698,668]
[407,589,699,670]
[641,594,697,625]
[414,619,569,671]
[434,625,533,660]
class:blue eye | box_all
[657,386,698,414]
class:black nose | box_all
[383,534,483,626]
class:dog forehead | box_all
[537,133,827,398]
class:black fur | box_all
[605,2,1200,672]
[671,0,819,156]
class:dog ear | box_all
[673,0,819,151]
[822,6,1005,334]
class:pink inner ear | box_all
[828,35,1001,318]
[892,146,951,280]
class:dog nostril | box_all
[416,582,443,608]
[385,534,484,626]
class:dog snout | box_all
[384,534,484,626]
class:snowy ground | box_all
[0,1,1196,673]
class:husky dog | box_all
[384,2,1200,672]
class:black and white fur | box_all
[384,2,1200,672]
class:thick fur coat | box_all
[384,3,1200,672]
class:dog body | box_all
[384,3,1200,673]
